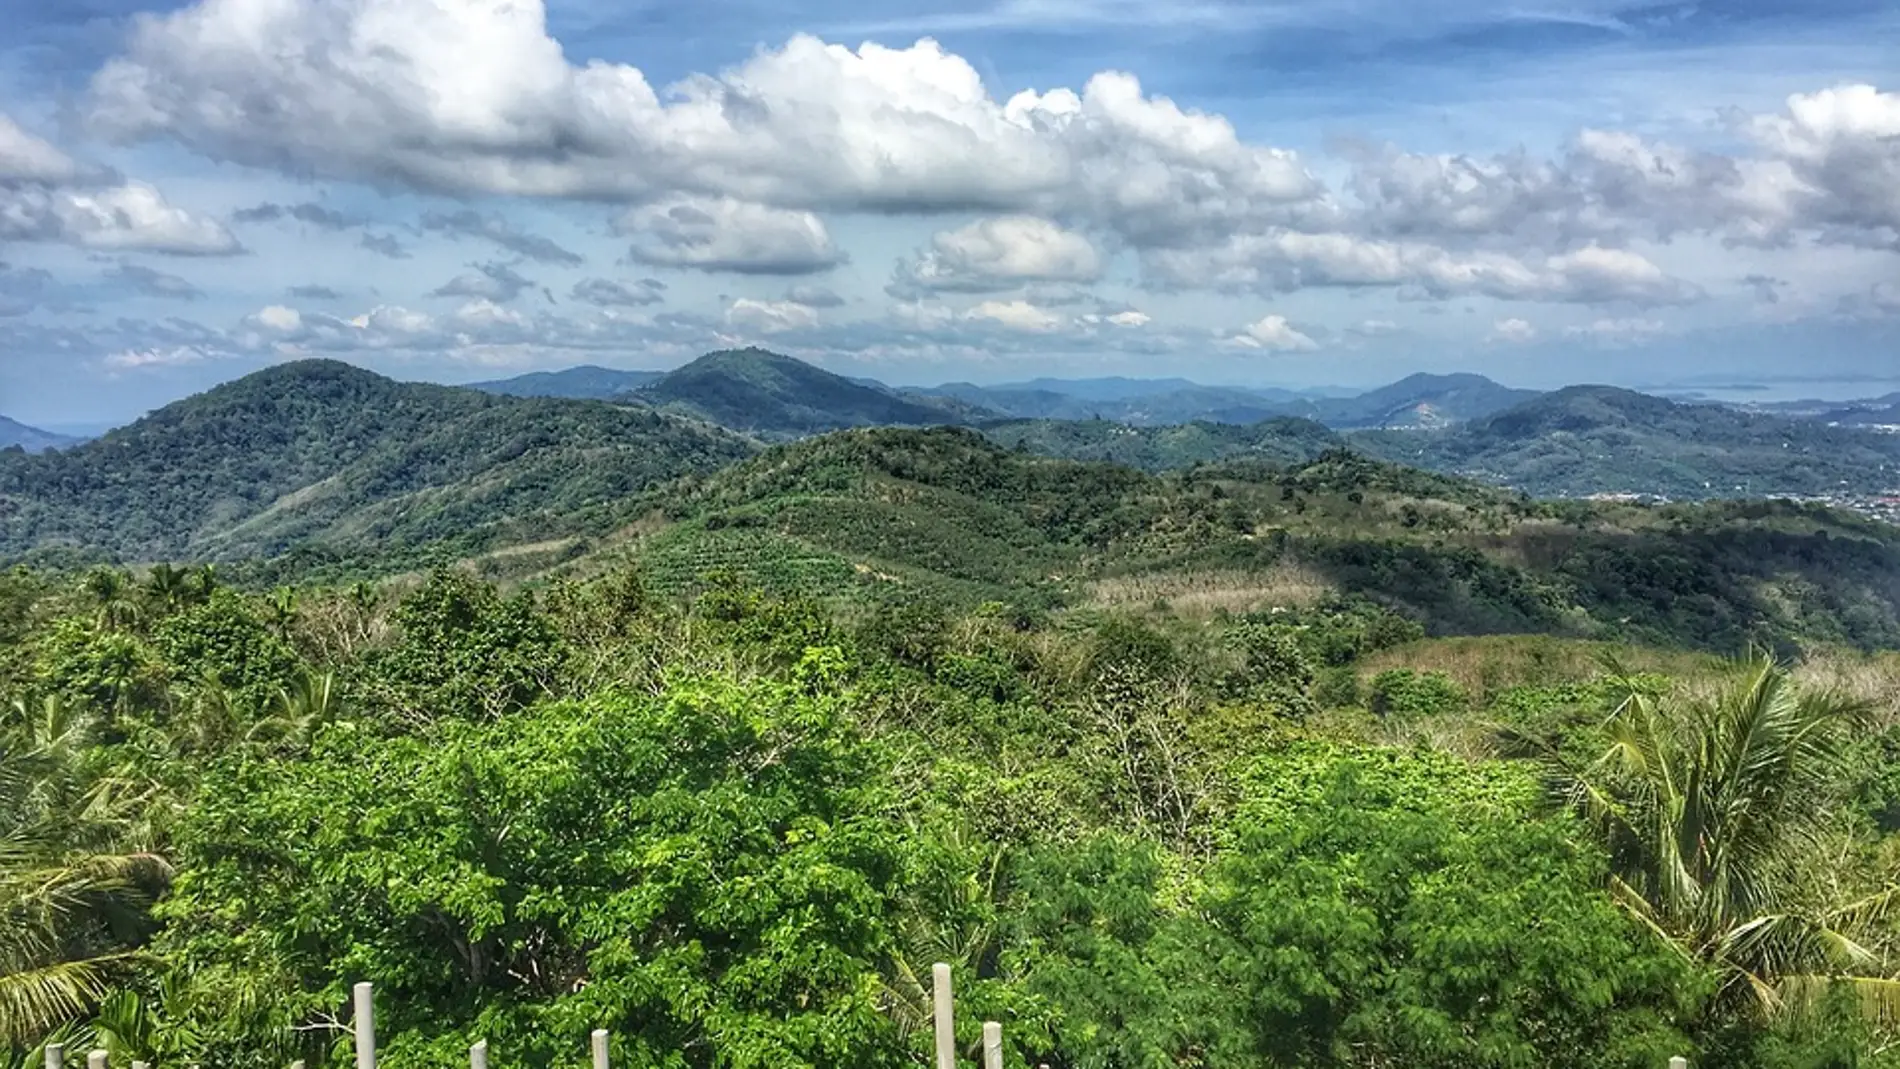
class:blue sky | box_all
[0,0,1895,428]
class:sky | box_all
[0,0,1896,428]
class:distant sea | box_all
[1640,378,1900,405]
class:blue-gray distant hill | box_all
[633,348,975,437]
[468,365,665,400]
[0,416,79,453]
[1354,385,1900,498]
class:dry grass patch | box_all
[1358,635,1721,702]
[1087,563,1336,618]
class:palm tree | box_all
[1553,650,1900,1020]
[1,698,171,1048]
[79,571,140,634]
[141,565,193,614]
[246,671,343,752]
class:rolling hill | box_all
[0,360,754,565]
[978,416,1344,471]
[1354,386,1900,498]
[605,426,1900,651]
[634,348,969,437]
[0,416,80,453]
[1299,372,1541,430]
[467,365,665,399]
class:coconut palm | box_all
[1,697,171,1048]
[245,670,343,751]
[1554,650,1900,1020]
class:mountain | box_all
[0,359,754,565]
[979,416,1344,471]
[0,415,80,453]
[467,365,664,399]
[1302,373,1541,430]
[1355,386,1900,498]
[635,348,964,437]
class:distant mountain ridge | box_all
[0,416,80,453]
[467,365,664,399]
[631,348,971,438]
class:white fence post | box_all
[353,981,376,1069]
[591,1028,610,1069]
[471,1039,489,1069]
[132,1062,150,1069]
[43,1044,62,1069]
[86,1052,107,1069]
[933,962,955,1069]
[1669,1059,1689,1069]
[982,1021,1002,1069]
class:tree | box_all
[1554,652,1900,1021]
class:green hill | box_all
[1356,386,1900,498]
[0,360,755,565]
[635,348,966,437]
[1302,372,1540,429]
[467,365,665,400]
[607,426,1900,652]
[978,416,1344,470]
[0,415,79,454]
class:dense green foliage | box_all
[637,349,965,438]
[1359,386,1900,498]
[0,361,755,566]
[6,560,1899,1067]
[978,417,1341,472]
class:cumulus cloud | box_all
[0,113,83,184]
[1148,232,1702,306]
[84,6,1325,248]
[1228,314,1318,351]
[419,209,584,265]
[617,197,845,274]
[1490,317,1538,343]
[724,297,820,334]
[108,263,204,299]
[964,299,1065,332]
[430,261,535,302]
[891,215,1102,295]
[571,277,665,307]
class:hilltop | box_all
[979,416,1344,471]
[635,348,967,436]
[467,365,664,400]
[1300,372,1540,429]
[0,359,754,565]
[0,415,80,453]
[1356,385,1900,498]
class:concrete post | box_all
[1669,1060,1689,1069]
[933,962,955,1069]
[471,1040,488,1069]
[132,1062,150,1069]
[86,1053,106,1069]
[591,1029,609,1069]
[353,981,376,1069]
[43,1046,62,1069]
[982,1021,1002,1069]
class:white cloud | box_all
[1229,314,1317,351]
[1490,317,1537,343]
[892,215,1102,294]
[724,297,820,334]
[617,197,845,275]
[572,277,664,307]
[0,113,82,184]
[430,262,536,302]
[965,299,1065,332]
[251,304,302,331]
[1106,310,1150,327]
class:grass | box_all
[1085,562,1336,617]
[1357,634,1723,705]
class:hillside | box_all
[1356,386,1900,498]
[467,365,664,399]
[636,348,964,436]
[0,360,754,564]
[0,415,79,453]
[979,416,1344,471]
[605,426,1900,652]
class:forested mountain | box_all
[1356,385,1900,497]
[466,365,665,399]
[0,415,79,453]
[0,360,754,564]
[1299,372,1541,429]
[635,347,970,436]
[622,426,1900,652]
